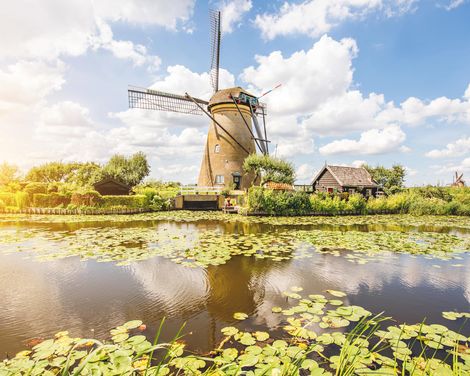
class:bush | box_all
[345,193,366,213]
[408,197,449,215]
[0,199,5,210]
[15,191,30,209]
[23,182,48,196]
[247,187,311,215]
[32,193,70,208]
[0,192,16,206]
[366,197,388,212]
[71,191,103,207]
[101,195,148,209]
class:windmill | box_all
[452,172,465,187]
[127,10,271,191]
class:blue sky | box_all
[1,0,470,185]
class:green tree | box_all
[100,152,150,187]
[0,162,21,186]
[243,154,295,185]
[364,164,406,194]
[26,162,101,186]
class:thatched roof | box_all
[208,87,255,110]
[94,178,130,189]
[312,165,378,188]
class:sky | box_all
[0,0,470,186]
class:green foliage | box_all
[0,162,21,186]
[247,187,311,215]
[32,193,70,208]
[15,192,30,209]
[243,154,295,185]
[0,192,16,206]
[411,185,453,201]
[99,152,150,187]
[23,182,48,195]
[363,164,406,194]
[101,195,149,209]
[70,191,103,207]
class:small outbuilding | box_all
[311,165,380,197]
[93,178,131,196]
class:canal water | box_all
[0,217,469,358]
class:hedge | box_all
[70,191,103,207]
[0,192,16,206]
[23,182,48,196]
[32,193,70,208]
[101,195,148,209]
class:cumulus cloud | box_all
[319,125,406,155]
[254,0,417,40]
[219,0,252,33]
[0,0,194,65]
[426,136,470,158]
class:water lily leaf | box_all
[221,326,239,336]
[326,289,347,298]
[271,306,283,313]
[233,312,248,320]
[254,331,270,341]
[123,320,143,330]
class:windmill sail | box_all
[128,86,208,115]
[209,10,221,93]
[249,105,268,154]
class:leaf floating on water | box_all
[326,290,347,298]
[233,312,248,321]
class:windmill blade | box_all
[209,9,221,93]
[128,86,208,115]
[249,105,269,155]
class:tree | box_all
[364,164,406,194]
[100,152,150,187]
[26,161,101,186]
[0,162,21,186]
[243,154,295,186]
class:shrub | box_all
[345,193,366,213]
[71,191,103,207]
[246,187,311,215]
[32,193,70,208]
[23,182,48,196]
[0,192,16,206]
[366,197,388,212]
[101,195,148,209]
[408,197,449,215]
[15,191,30,209]
[411,186,453,202]
[0,199,5,210]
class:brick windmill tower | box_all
[128,11,270,190]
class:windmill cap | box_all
[208,87,256,110]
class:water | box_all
[0,217,469,359]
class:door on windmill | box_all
[233,175,241,190]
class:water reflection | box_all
[0,220,469,359]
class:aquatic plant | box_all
[1,290,469,375]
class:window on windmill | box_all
[215,175,224,184]
[214,144,221,153]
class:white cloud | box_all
[319,125,406,155]
[242,35,358,116]
[94,0,194,27]
[295,163,315,182]
[254,0,417,40]
[0,0,194,67]
[426,136,470,158]
[92,20,162,71]
[219,0,252,34]
[444,0,466,10]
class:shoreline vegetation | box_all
[0,186,469,217]
[1,289,469,375]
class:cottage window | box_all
[366,189,372,197]
[327,187,334,193]
[214,144,221,153]
[348,188,355,194]
[215,175,224,184]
